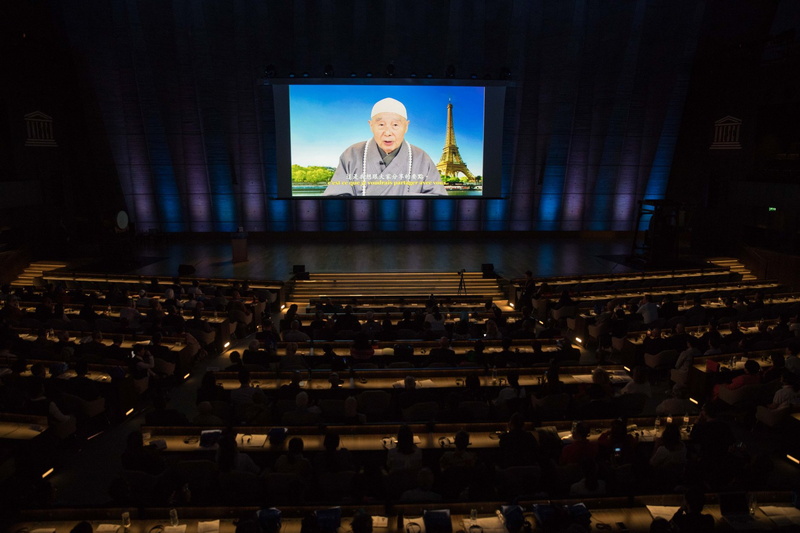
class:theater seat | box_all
[755,405,791,428]
[718,383,763,407]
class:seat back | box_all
[718,383,762,406]
[402,401,440,422]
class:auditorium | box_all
[2,1,800,531]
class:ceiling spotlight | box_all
[470,73,478,79]
[288,72,296,78]
[426,72,433,78]
[350,71,357,78]
[302,72,309,78]
[323,64,334,77]
[366,72,373,78]
[410,72,417,78]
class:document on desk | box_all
[96,526,119,533]
[758,506,800,527]
[198,520,221,533]
[372,516,388,528]
[646,505,680,521]
[165,526,187,533]
[237,433,268,447]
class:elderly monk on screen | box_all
[322,97,448,197]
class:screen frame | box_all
[271,78,507,199]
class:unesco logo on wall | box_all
[24,111,57,147]
[710,116,741,150]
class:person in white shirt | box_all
[618,366,652,397]
[769,371,799,408]
[637,294,660,326]
[785,346,800,375]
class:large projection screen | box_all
[274,81,505,199]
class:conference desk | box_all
[0,413,47,440]
[569,281,780,309]
[16,332,190,352]
[10,494,800,532]
[140,417,691,454]
[214,367,632,390]
[19,366,114,383]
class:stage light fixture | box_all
[426,72,433,78]
[366,72,373,77]
[288,72,296,78]
[350,71,357,78]
[302,72,309,78]
[410,72,417,78]
[42,468,54,479]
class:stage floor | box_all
[70,232,645,281]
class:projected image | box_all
[289,85,485,197]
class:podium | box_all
[231,231,248,263]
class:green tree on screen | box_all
[292,165,335,184]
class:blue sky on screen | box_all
[290,84,485,175]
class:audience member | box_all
[499,413,540,467]
[560,421,598,465]
[386,424,422,472]
[670,488,715,532]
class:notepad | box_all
[759,506,800,527]
[198,519,220,533]
[646,505,680,521]
[237,433,268,447]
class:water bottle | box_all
[169,508,179,526]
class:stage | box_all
[62,232,650,282]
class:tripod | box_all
[457,269,467,296]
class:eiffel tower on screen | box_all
[436,100,476,180]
